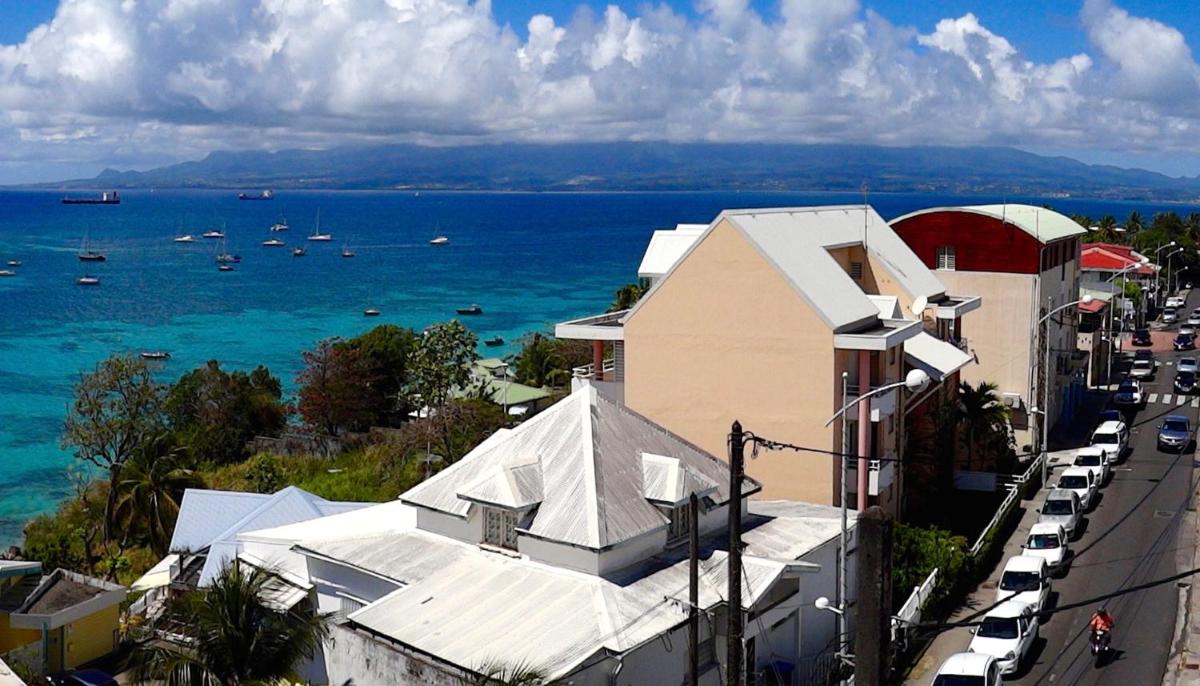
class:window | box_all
[483,507,519,550]
[849,261,863,279]
[935,245,956,270]
[665,499,695,545]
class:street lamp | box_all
[1164,248,1185,295]
[1036,295,1093,485]
[1155,242,1178,298]
[1104,257,1150,383]
[815,596,846,616]
[822,367,930,676]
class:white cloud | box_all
[0,0,1198,179]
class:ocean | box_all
[0,188,1193,544]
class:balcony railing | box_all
[572,359,616,379]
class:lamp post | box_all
[823,368,930,675]
[1155,241,1177,299]
[1165,248,1184,296]
[1036,296,1093,485]
[1105,258,1150,384]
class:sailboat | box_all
[174,234,195,243]
[308,210,332,241]
[429,235,449,246]
[270,215,289,232]
[215,238,241,263]
[341,243,355,258]
[203,222,226,239]
[292,247,306,257]
[262,237,285,247]
[78,235,105,262]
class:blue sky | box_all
[3,0,1200,182]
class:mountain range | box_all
[32,142,1200,200]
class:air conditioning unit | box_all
[1001,393,1023,410]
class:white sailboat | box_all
[271,215,289,232]
[308,210,332,241]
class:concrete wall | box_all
[624,218,838,504]
[63,605,119,670]
[326,625,467,686]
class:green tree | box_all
[469,661,548,686]
[340,324,421,425]
[113,435,205,556]
[608,282,645,312]
[131,563,331,686]
[410,320,479,410]
[1126,210,1144,236]
[1094,215,1119,243]
[512,332,593,388]
[296,339,376,435]
[956,381,1013,471]
[62,355,166,543]
[167,361,287,464]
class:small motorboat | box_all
[430,236,449,246]
[218,264,235,272]
[292,247,306,257]
[140,351,171,360]
[484,336,504,347]
[174,235,195,243]
[341,246,355,258]
[202,230,225,239]
[76,275,100,285]
[363,308,381,317]
[456,304,483,315]
[262,238,285,247]
[0,270,15,277]
[6,260,21,267]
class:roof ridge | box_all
[579,385,604,547]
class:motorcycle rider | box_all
[1089,606,1115,648]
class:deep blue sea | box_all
[0,188,1195,544]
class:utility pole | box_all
[688,492,700,686]
[854,506,894,686]
[727,421,745,686]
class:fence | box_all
[892,567,939,648]
[969,452,1045,556]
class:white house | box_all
[251,385,857,685]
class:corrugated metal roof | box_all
[400,385,757,550]
[328,500,845,680]
[641,453,718,506]
[169,490,273,552]
[637,225,707,278]
[892,204,1087,244]
[904,331,974,381]
[239,499,418,544]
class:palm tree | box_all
[956,381,1013,471]
[608,282,645,312]
[1126,210,1144,237]
[130,563,331,686]
[113,435,205,556]
[468,661,548,685]
[1095,215,1119,244]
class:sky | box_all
[2,0,1200,183]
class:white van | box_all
[1089,420,1129,459]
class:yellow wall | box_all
[624,218,840,504]
[63,605,120,670]
[0,613,40,653]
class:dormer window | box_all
[483,507,519,550]
[664,499,695,545]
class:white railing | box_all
[892,567,939,644]
[846,458,895,496]
[572,358,616,379]
[969,484,1020,557]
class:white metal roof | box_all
[641,453,718,506]
[168,486,369,586]
[312,500,842,680]
[892,204,1087,244]
[637,225,707,279]
[904,331,974,381]
[400,384,757,550]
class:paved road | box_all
[1010,306,1197,684]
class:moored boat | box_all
[202,230,224,239]
[6,260,20,267]
[76,275,100,285]
[363,308,381,317]
[218,264,235,272]
[292,247,306,257]
[140,351,171,360]
[0,270,15,277]
[174,234,195,243]
[456,304,483,315]
[262,238,285,247]
[484,336,504,347]
[430,235,449,246]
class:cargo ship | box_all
[238,190,274,200]
[62,191,120,205]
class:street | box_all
[1015,298,1197,685]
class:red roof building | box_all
[1080,243,1155,277]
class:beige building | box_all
[557,206,979,511]
[890,205,1087,454]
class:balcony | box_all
[846,457,896,496]
[554,310,627,341]
[572,359,616,379]
[933,295,983,320]
[847,387,897,422]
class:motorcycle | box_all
[1091,628,1111,666]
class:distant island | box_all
[26,142,1200,200]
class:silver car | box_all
[1180,357,1198,375]
[1038,489,1082,538]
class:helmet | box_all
[1097,605,1108,614]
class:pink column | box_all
[857,350,871,511]
[592,340,605,381]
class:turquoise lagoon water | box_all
[0,188,1195,544]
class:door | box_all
[46,627,64,673]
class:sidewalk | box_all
[903,390,1109,684]
[1162,489,1200,686]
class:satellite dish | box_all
[911,295,929,317]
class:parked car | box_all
[1056,467,1099,511]
[967,600,1040,676]
[932,653,1002,686]
[1023,522,1069,572]
[1164,308,1179,324]
[1167,296,1186,308]
[1132,328,1153,346]
[1073,446,1112,484]
[1038,489,1083,539]
[1180,357,1199,375]
[1186,313,1200,327]
[47,671,118,686]
[1129,359,1156,380]
[1113,379,1143,407]
[1090,420,1130,457]
[1176,370,1197,394]
[1158,415,1193,452]
[996,555,1051,612]
[1097,409,1123,423]
[1183,325,1198,337]
[1176,333,1196,351]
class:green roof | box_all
[893,203,1087,244]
